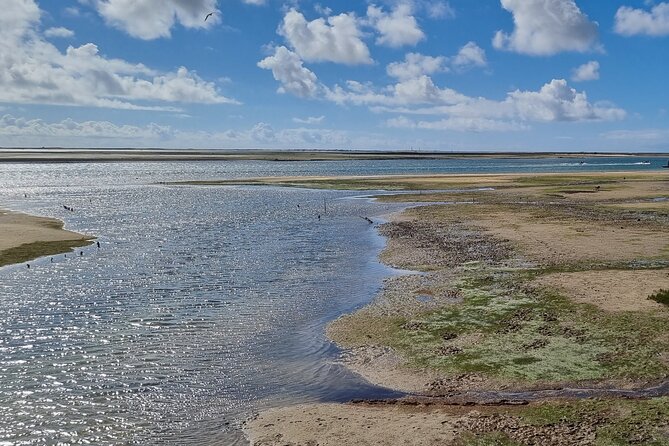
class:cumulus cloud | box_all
[94,0,219,40]
[279,9,371,65]
[293,115,325,124]
[332,76,624,131]
[493,0,600,55]
[325,75,467,107]
[0,0,237,110]
[508,79,622,121]
[614,3,669,36]
[44,27,75,38]
[387,53,448,80]
[2,0,40,40]
[367,3,425,48]
[257,46,320,98]
[452,42,487,68]
[386,44,486,81]
[571,60,600,82]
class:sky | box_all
[0,0,668,152]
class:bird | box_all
[205,12,215,21]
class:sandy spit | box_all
[0,208,92,264]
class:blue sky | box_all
[1,0,668,151]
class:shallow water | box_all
[0,157,664,444]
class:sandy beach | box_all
[0,209,93,267]
[245,170,669,445]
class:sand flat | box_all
[0,210,87,250]
[246,403,459,446]
[471,210,669,264]
[0,209,91,265]
[534,269,669,312]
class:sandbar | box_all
[0,209,93,266]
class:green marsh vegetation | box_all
[458,397,669,446]
[649,289,669,306]
[348,263,669,383]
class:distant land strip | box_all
[0,149,667,163]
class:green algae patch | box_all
[386,271,606,381]
[350,264,669,384]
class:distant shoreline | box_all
[0,149,667,163]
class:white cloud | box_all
[64,7,81,17]
[293,115,325,124]
[0,0,238,110]
[1,0,40,40]
[386,43,486,81]
[325,75,467,107]
[314,4,333,16]
[242,0,266,5]
[452,42,487,68]
[332,77,624,131]
[493,0,599,55]
[614,3,669,36]
[279,9,371,65]
[44,27,75,38]
[257,46,320,98]
[0,114,173,139]
[0,114,353,148]
[387,53,448,80]
[387,115,524,132]
[244,122,350,146]
[571,60,600,82]
[423,1,455,19]
[367,3,425,48]
[94,0,219,40]
[508,79,622,121]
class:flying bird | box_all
[205,12,215,21]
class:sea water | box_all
[0,156,664,444]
